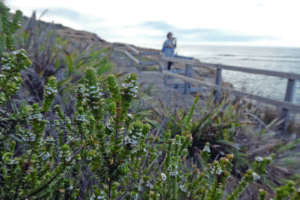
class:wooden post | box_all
[164,57,168,85]
[130,46,134,67]
[183,64,193,94]
[189,64,193,88]
[126,45,133,67]
[279,78,296,136]
[213,66,222,104]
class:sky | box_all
[4,0,300,49]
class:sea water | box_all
[134,43,300,123]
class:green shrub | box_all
[1,2,300,200]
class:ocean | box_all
[133,43,300,123]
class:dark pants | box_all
[167,61,173,70]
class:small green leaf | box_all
[9,134,23,144]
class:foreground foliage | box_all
[1,2,300,200]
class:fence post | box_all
[213,66,222,104]
[164,57,168,85]
[183,64,193,94]
[279,79,296,136]
[126,45,134,67]
[159,52,162,72]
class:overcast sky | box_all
[4,0,300,48]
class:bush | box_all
[1,2,300,200]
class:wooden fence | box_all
[111,42,300,135]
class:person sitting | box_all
[162,32,177,70]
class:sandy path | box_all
[108,48,231,120]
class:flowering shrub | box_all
[1,2,300,200]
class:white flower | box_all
[127,82,134,87]
[203,145,210,153]
[37,118,43,122]
[127,113,133,119]
[124,135,138,146]
[42,152,50,160]
[69,185,73,190]
[216,166,223,175]
[129,88,138,93]
[124,135,130,144]
[255,156,263,162]
[122,83,128,88]
[12,50,19,55]
[29,136,36,142]
[46,136,55,142]
[146,181,153,189]
[130,139,138,146]
[10,159,18,164]
[4,65,11,70]
[266,156,272,163]
[131,135,137,140]
[252,172,260,180]
[210,166,215,175]
[87,157,92,161]
[170,171,178,176]
[180,184,187,193]
[107,123,113,130]
[138,184,143,191]
[135,132,142,137]
[66,156,71,162]
[89,90,97,94]
[132,148,138,154]
[161,173,167,181]
[175,140,181,146]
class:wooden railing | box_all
[111,42,300,135]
